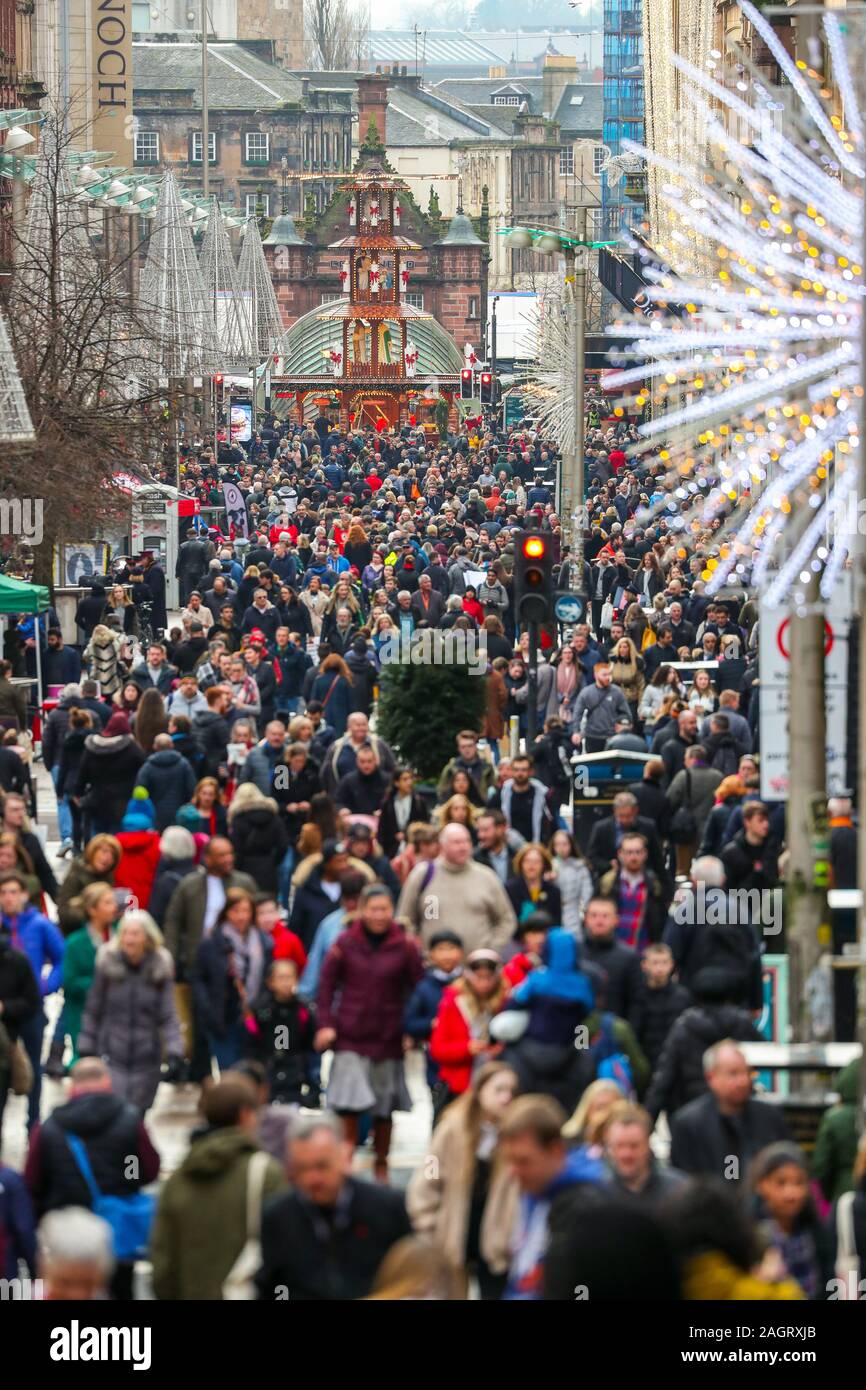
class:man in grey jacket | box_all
[571,660,631,754]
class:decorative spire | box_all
[0,308,34,444]
[139,169,220,377]
[237,215,284,359]
[456,176,464,216]
[199,202,253,363]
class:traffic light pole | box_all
[527,620,539,746]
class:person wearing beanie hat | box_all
[113,789,162,909]
[74,711,146,837]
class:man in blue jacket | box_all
[0,871,65,1132]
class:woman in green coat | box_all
[62,881,119,1063]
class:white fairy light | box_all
[608,0,865,599]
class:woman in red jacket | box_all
[429,950,509,1120]
[316,884,424,1182]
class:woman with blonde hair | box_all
[366,1235,465,1301]
[407,1061,519,1299]
[563,1077,630,1162]
[433,793,479,839]
[687,667,718,717]
[609,635,645,723]
[78,909,183,1111]
[105,583,138,637]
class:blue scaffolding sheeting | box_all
[602,0,644,237]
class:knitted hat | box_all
[121,786,157,833]
[103,712,131,737]
[175,803,205,833]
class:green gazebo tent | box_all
[0,573,52,712]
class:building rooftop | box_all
[554,84,604,136]
[366,29,602,74]
[132,41,306,108]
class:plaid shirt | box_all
[615,874,649,951]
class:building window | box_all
[404,292,424,309]
[245,193,270,217]
[323,131,330,164]
[593,145,606,174]
[493,94,521,107]
[245,131,270,165]
[321,292,344,304]
[468,296,479,319]
[560,145,574,176]
[134,131,159,164]
[302,130,310,164]
[191,131,217,164]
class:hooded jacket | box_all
[150,1127,285,1300]
[509,928,596,1047]
[229,802,289,895]
[24,1090,160,1217]
[192,707,231,778]
[644,1000,763,1120]
[75,732,145,822]
[136,749,197,831]
[113,830,162,910]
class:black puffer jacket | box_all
[229,803,290,894]
[74,732,145,827]
[644,1000,762,1120]
[636,979,693,1071]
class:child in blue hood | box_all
[499,928,597,1116]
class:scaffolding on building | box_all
[602,0,646,239]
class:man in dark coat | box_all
[669,1040,789,1181]
[74,583,108,643]
[176,528,210,605]
[139,553,168,635]
[585,791,667,885]
[580,896,644,1029]
[255,1112,411,1300]
[135,735,197,832]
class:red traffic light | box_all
[213,374,224,386]
[481,372,492,385]
[522,535,546,559]
[461,369,472,382]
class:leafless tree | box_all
[1,114,182,582]
[305,0,370,71]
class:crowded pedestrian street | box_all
[0,0,864,1359]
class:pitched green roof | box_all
[279,304,463,375]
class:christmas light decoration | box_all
[606,0,865,604]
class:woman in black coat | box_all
[506,843,563,927]
[57,708,98,853]
[276,586,313,641]
[73,711,145,836]
[378,767,429,858]
[228,789,290,895]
